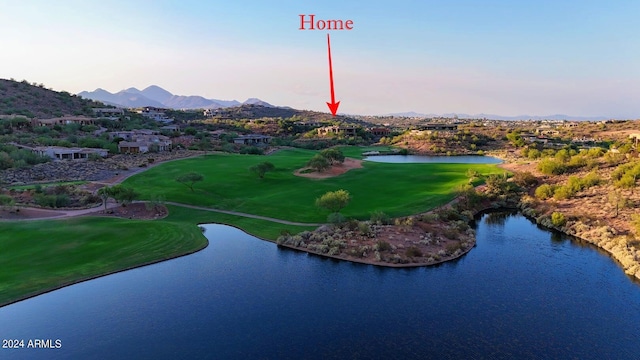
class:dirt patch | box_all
[92,202,168,220]
[294,158,363,179]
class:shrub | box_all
[375,240,392,252]
[553,185,574,200]
[535,184,555,200]
[405,246,423,258]
[631,214,640,236]
[512,172,538,188]
[327,212,346,225]
[551,212,566,227]
[370,210,391,225]
[537,159,567,175]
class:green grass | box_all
[0,205,313,307]
[123,148,501,223]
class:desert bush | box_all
[446,242,462,254]
[443,228,460,240]
[538,159,567,175]
[375,240,392,252]
[551,212,566,227]
[534,184,555,200]
[420,213,439,223]
[370,210,391,225]
[405,246,423,258]
[327,212,346,225]
[631,214,640,236]
[512,172,538,188]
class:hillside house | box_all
[233,134,271,146]
[92,108,124,120]
[109,129,159,141]
[317,125,357,137]
[368,127,391,137]
[116,132,172,154]
[417,123,459,131]
[33,116,96,127]
[136,107,174,123]
[32,146,108,160]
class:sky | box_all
[1,0,638,117]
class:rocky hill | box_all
[0,79,104,119]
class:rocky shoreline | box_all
[518,197,640,281]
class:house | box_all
[118,134,172,154]
[233,134,271,146]
[32,146,108,160]
[136,107,174,123]
[317,125,357,137]
[92,108,124,120]
[109,129,159,141]
[417,123,459,131]
[161,124,180,132]
[368,127,391,137]
[33,116,96,127]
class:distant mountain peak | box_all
[78,85,274,110]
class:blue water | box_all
[1,213,639,359]
[364,154,502,164]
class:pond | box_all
[363,154,503,164]
[1,212,639,359]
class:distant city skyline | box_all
[1,0,638,118]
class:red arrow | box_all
[326,33,340,116]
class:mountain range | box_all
[386,112,610,121]
[77,85,273,110]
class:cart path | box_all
[1,200,323,227]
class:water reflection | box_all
[0,215,639,359]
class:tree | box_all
[176,172,204,192]
[249,161,275,179]
[111,185,138,206]
[0,194,15,211]
[319,148,345,164]
[608,190,627,218]
[631,214,640,236]
[97,186,114,211]
[316,189,351,213]
[198,138,212,155]
[307,154,330,172]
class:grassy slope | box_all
[0,205,313,307]
[123,148,502,222]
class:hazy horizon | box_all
[1,0,638,118]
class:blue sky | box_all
[1,0,638,117]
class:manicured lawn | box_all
[123,148,502,223]
[0,205,314,307]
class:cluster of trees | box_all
[611,161,640,193]
[0,144,50,170]
[307,148,345,172]
[534,172,602,200]
[536,148,602,175]
[97,185,139,210]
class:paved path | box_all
[164,202,322,226]
[2,200,323,227]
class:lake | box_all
[1,212,639,359]
[363,154,503,164]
